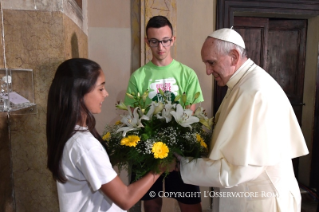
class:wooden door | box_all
[267,19,307,124]
[234,17,307,123]
[234,17,269,70]
[233,17,307,178]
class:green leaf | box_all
[141,134,149,140]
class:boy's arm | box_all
[186,104,196,112]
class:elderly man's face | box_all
[201,38,236,86]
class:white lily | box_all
[145,101,164,119]
[117,106,149,136]
[194,107,207,119]
[115,101,128,110]
[170,104,199,129]
[157,101,174,123]
[145,102,156,119]
[194,106,213,128]
[153,102,164,114]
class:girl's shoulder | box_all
[68,130,102,153]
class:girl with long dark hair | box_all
[46,58,175,211]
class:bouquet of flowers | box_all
[102,89,213,181]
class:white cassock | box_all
[180,59,309,212]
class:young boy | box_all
[124,15,203,212]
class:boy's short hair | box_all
[146,15,173,37]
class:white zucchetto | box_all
[208,28,246,49]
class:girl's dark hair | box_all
[146,15,173,37]
[46,58,104,183]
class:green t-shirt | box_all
[124,59,204,107]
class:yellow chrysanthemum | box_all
[200,141,207,148]
[152,142,169,159]
[120,135,140,147]
[196,134,207,148]
[102,132,111,141]
[196,134,204,142]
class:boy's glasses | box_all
[148,38,172,47]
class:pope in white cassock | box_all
[175,28,309,211]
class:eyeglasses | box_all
[148,38,172,47]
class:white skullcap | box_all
[208,27,245,49]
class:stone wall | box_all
[0,3,88,211]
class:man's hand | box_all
[158,158,176,173]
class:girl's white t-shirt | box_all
[57,126,125,212]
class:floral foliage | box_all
[102,89,213,181]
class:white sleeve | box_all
[180,157,264,188]
[77,144,118,191]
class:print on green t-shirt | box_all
[152,90,177,103]
[148,77,178,103]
